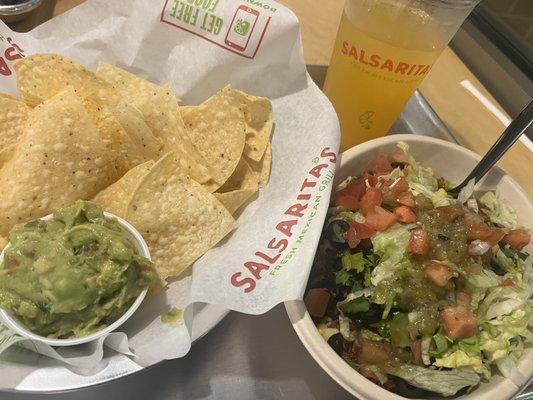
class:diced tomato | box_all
[424,261,454,287]
[381,177,410,205]
[367,149,392,176]
[394,206,417,223]
[440,307,478,340]
[440,206,464,222]
[364,206,397,231]
[464,219,504,246]
[362,172,378,187]
[502,229,531,250]
[389,147,409,166]
[304,288,331,318]
[408,229,429,256]
[455,291,471,307]
[333,195,360,211]
[360,187,382,215]
[358,339,393,365]
[396,191,416,207]
[345,226,360,248]
[411,340,423,365]
[500,278,515,287]
[331,177,366,210]
[485,228,505,247]
[349,221,376,240]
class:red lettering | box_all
[413,64,426,76]
[369,54,380,68]
[381,59,393,72]
[7,37,24,55]
[406,64,417,76]
[418,65,430,76]
[267,237,288,253]
[297,193,311,201]
[5,47,23,62]
[0,58,11,76]
[285,203,308,218]
[395,62,409,75]
[244,261,269,280]
[255,250,281,264]
[348,45,357,60]
[341,41,349,55]
[309,163,328,178]
[320,147,337,163]
[276,219,298,237]
[231,272,256,293]
[359,50,368,65]
[300,178,316,191]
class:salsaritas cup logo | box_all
[160,0,273,58]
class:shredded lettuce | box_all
[457,178,476,204]
[383,364,481,397]
[370,224,413,286]
[478,192,518,229]
[434,350,487,375]
[397,142,452,207]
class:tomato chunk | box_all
[408,229,429,256]
[441,307,478,340]
[440,206,464,222]
[349,221,376,240]
[502,229,531,250]
[500,278,515,287]
[396,191,415,207]
[394,206,417,223]
[358,339,393,365]
[424,261,454,287]
[367,149,392,176]
[455,291,471,307]
[364,206,397,231]
[360,187,382,215]
[331,177,366,209]
[304,288,331,318]
[381,177,409,205]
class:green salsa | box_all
[0,201,155,339]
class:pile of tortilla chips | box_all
[0,54,273,284]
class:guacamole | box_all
[0,201,155,339]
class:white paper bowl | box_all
[285,134,533,400]
[0,211,151,347]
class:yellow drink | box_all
[324,1,448,150]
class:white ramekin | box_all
[0,211,151,347]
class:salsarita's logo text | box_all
[0,35,25,77]
[341,40,432,77]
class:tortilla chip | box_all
[14,54,120,107]
[113,102,163,159]
[180,86,246,190]
[215,158,258,214]
[218,158,258,193]
[0,145,15,168]
[246,143,272,188]
[82,97,147,176]
[93,160,155,217]
[0,96,29,152]
[96,62,212,184]
[214,190,256,215]
[0,88,118,236]
[230,89,273,162]
[0,92,18,100]
[126,153,235,281]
